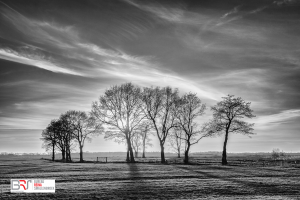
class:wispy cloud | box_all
[124,0,268,29]
[216,6,268,27]
[0,5,156,78]
[0,48,83,76]
[2,3,225,101]
[273,0,300,6]
[221,5,242,19]
[252,109,300,129]
[123,0,210,25]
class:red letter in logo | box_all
[19,180,26,190]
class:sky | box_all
[0,0,300,153]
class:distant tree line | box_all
[42,82,255,165]
[41,111,102,162]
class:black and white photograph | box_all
[0,0,300,199]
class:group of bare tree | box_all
[41,111,102,162]
[91,83,256,165]
[42,82,255,165]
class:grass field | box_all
[1,156,300,199]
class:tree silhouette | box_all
[131,121,153,158]
[139,121,153,158]
[175,93,211,164]
[206,95,255,165]
[43,119,70,161]
[91,83,144,163]
[41,121,57,161]
[167,128,185,158]
[59,112,76,162]
[131,131,142,158]
[65,110,103,162]
[142,86,178,163]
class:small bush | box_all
[271,148,287,160]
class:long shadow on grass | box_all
[106,163,159,199]
[172,165,298,195]
[127,163,157,197]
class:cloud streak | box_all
[123,0,210,25]
[255,109,300,124]
[0,48,83,76]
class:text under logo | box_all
[11,179,55,193]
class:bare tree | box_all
[131,131,142,158]
[130,120,154,158]
[206,94,255,165]
[60,113,76,162]
[65,110,103,162]
[91,83,144,163]
[139,121,153,158]
[45,119,69,161]
[41,121,57,161]
[175,93,211,164]
[131,122,153,158]
[167,128,185,158]
[51,119,65,160]
[142,86,178,163]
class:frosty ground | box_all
[1,157,300,199]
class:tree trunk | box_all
[222,131,229,165]
[62,149,65,161]
[135,151,138,158]
[66,147,71,162]
[126,147,130,162]
[64,137,69,162]
[52,143,55,161]
[177,147,181,158]
[184,144,190,164]
[79,144,83,163]
[65,138,68,162]
[142,147,145,158]
[160,142,165,163]
[129,147,135,163]
[68,133,72,162]
[142,134,146,158]
[66,147,69,162]
[126,136,135,163]
[69,149,72,161]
